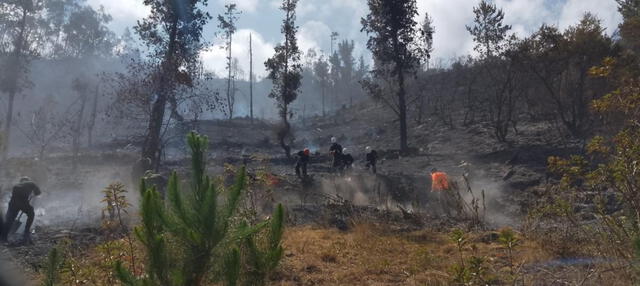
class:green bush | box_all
[115,131,285,286]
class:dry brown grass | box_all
[274,224,556,285]
[35,223,635,285]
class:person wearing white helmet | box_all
[1,176,41,244]
[329,137,343,172]
[365,146,378,174]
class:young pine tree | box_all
[116,132,285,286]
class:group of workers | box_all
[294,137,378,179]
[294,137,452,195]
[0,141,452,246]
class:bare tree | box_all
[265,0,303,159]
[361,0,427,153]
[0,0,43,160]
[218,3,241,119]
[136,0,211,170]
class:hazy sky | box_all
[87,0,622,78]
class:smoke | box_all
[25,165,138,230]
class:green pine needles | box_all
[115,131,285,286]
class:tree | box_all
[466,0,518,142]
[313,55,330,117]
[415,12,435,123]
[361,0,427,153]
[328,50,341,109]
[70,76,90,171]
[338,40,355,106]
[15,95,70,158]
[115,132,285,286]
[249,33,254,123]
[422,12,435,69]
[218,3,241,119]
[265,0,302,159]
[0,0,44,159]
[61,4,115,58]
[466,0,511,59]
[136,0,211,170]
[617,0,640,54]
[519,14,616,138]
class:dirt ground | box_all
[0,101,613,284]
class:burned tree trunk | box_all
[87,83,99,147]
[141,20,178,170]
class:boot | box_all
[21,232,33,245]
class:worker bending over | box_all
[329,137,343,172]
[1,177,41,244]
[365,146,378,174]
[296,148,311,178]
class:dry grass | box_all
[275,224,554,285]
[34,223,635,285]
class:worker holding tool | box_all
[1,177,41,244]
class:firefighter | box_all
[431,168,450,191]
[1,177,41,244]
[341,148,354,170]
[295,148,311,178]
[365,146,378,174]
[329,137,343,172]
[430,168,452,216]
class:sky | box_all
[86,0,623,79]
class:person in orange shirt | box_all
[431,168,450,192]
[430,168,452,216]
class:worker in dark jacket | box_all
[365,146,378,174]
[1,177,41,244]
[329,137,343,171]
[295,148,311,178]
[341,148,354,170]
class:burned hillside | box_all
[0,0,639,285]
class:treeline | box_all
[413,1,625,143]
[361,0,637,152]
[0,0,123,164]
[296,41,369,118]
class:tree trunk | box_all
[73,92,88,172]
[141,19,178,169]
[226,32,233,119]
[249,33,254,123]
[322,83,326,117]
[2,6,28,160]
[398,67,408,153]
[3,92,15,160]
[87,84,99,147]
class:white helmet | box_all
[342,148,348,153]
[365,146,371,152]
[331,137,337,143]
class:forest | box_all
[0,0,639,285]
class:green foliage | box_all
[115,131,285,286]
[448,229,493,285]
[42,247,64,286]
[466,0,512,59]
